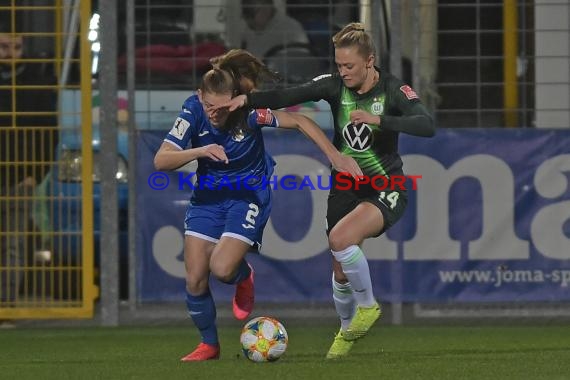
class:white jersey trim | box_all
[185,231,219,243]
[163,139,183,150]
[222,232,254,246]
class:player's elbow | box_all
[153,158,163,171]
[154,154,168,171]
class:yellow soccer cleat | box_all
[325,329,354,360]
[343,302,381,341]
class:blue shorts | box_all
[184,187,272,249]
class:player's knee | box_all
[212,270,234,283]
[185,276,208,295]
[328,229,351,252]
[210,261,235,283]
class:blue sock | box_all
[185,290,218,345]
[221,259,251,285]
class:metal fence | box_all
[103,0,570,129]
[0,0,97,319]
[429,0,569,128]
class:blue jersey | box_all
[164,95,278,188]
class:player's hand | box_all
[212,94,247,112]
[349,110,380,126]
[331,153,363,177]
[200,144,229,163]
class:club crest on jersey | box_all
[371,101,384,115]
[231,127,246,142]
[342,122,373,152]
[400,85,419,100]
[170,117,190,138]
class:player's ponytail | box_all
[210,49,281,94]
[332,22,376,59]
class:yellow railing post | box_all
[503,0,519,127]
[80,0,96,315]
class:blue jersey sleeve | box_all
[247,108,279,129]
[164,106,196,149]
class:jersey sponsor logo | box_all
[312,73,332,82]
[198,130,209,137]
[342,122,373,152]
[400,85,419,100]
[170,117,190,139]
[255,108,274,125]
[341,100,356,106]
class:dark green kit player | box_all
[217,22,435,359]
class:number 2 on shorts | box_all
[242,203,259,229]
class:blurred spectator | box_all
[239,0,309,60]
[116,0,225,87]
[0,22,58,319]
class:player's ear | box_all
[197,89,203,102]
[367,55,375,68]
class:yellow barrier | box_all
[0,0,96,319]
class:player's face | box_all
[334,46,372,90]
[243,6,272,31]
[199,90,233,127]
[0,34,23,66]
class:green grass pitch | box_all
[1,324,569,379]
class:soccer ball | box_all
[240,316,288,362]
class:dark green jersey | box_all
[247,69,434,176]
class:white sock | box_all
[332,274,355,331]
[331,245,376,307]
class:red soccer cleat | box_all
[180,343,220,362]
[232,265,255,320]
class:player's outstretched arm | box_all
[154,142,228,170]
[213,94,248,112]
[214,79,325,112]
[273,111,362,177]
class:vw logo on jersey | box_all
[342,122,373,152]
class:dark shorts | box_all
[326,171,408,236]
